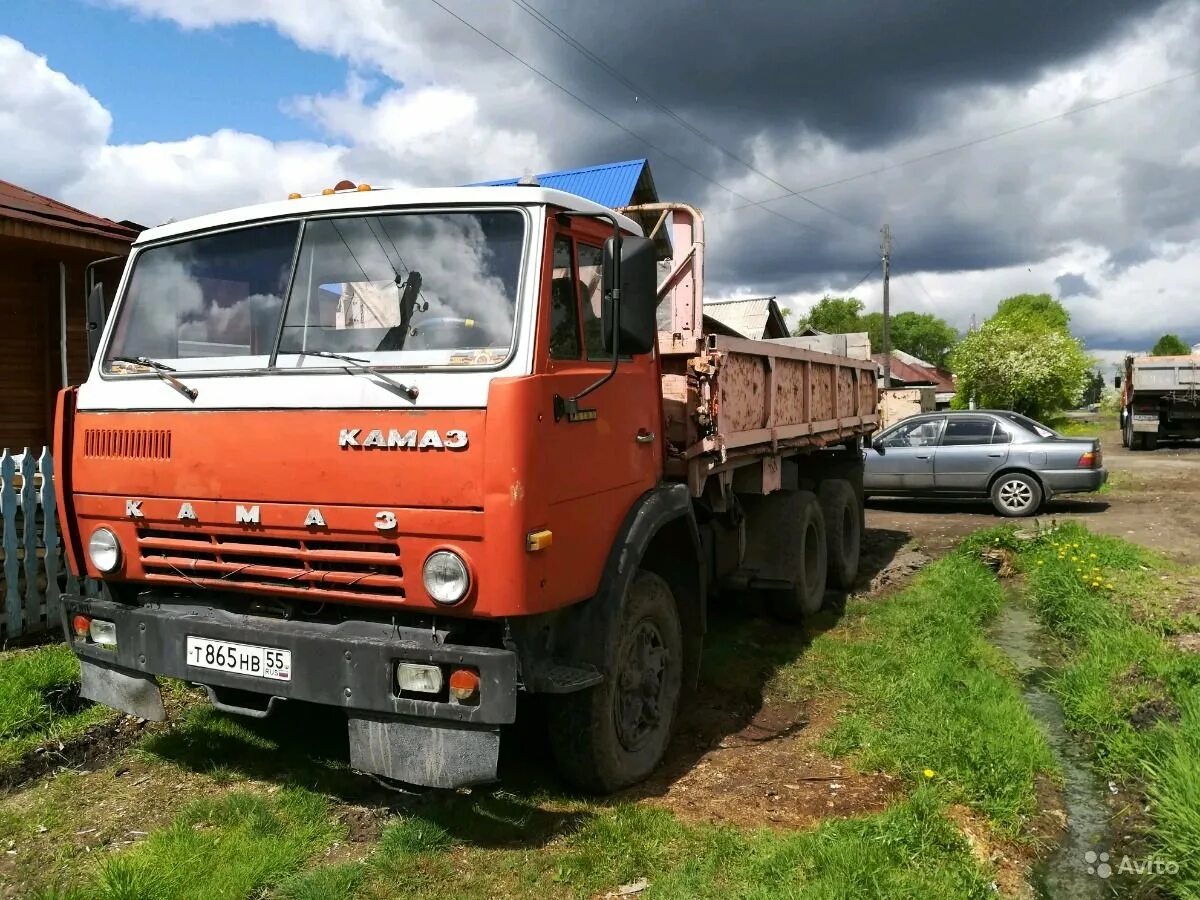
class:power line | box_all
[733,66,1200,212]
[845,261,880,295]
[508,0,870,234]
[426,0,838,240]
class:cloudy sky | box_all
[4,0,1200,362]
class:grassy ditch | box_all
[977,522,1200,896]
[3,550,1059,898]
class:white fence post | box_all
[40,447,61,630]
[20,449,38,631]
[1,451,19,636]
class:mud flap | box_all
[347,714,500,788]
[79,658,166,722]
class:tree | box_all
[1151,333,1190,356]
[949,317,1091,419]
[993,293,1070,331]
[797,296,864,334]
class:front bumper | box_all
[1043,467,1107,495]
[63,593,518,724]
[63,592,519,787]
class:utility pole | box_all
[880,224,892,386]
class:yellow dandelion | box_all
[1037,560,1045,566]
[1089,553,1098,559]
[1106,582,1115,589]
[923,769,936,779]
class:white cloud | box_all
[0,27,542,228]
[0,37,111,194]
[64,130,349,227]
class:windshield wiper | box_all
[299,350,419,402]
[110,356,198,401]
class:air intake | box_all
[83,429,172,460]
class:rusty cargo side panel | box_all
[661,335,878,496]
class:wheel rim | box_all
[614,618,670,751]
[998,479,1033,511]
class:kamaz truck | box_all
[55,184,876,791]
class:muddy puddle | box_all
[989,603,1127,899]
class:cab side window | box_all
[549,236,581,360]
[577,243,607,359]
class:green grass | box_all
[31,789,343,900]
[784,554,1056,831]
[984,522,1200,897]
[275,787,993,899]
[4,549,1059,898]
[0,644,113,771]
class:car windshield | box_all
[104,210,525,372]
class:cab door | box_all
[533,220,662,607]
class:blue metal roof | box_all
[472,159,652,208]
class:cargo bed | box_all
[619,202,879,496]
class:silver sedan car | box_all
[864,410,1107,517]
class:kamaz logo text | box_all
[339,428,468,450]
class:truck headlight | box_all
[422,550,470,605]
[88,527,121,573]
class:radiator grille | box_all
[84,428,172,460]
[136,528,405,604]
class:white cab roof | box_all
[135,186,643,244]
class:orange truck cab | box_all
[56,184,876,791]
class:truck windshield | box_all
[104,210,525,373]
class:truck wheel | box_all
[548,570,683,793]
[1121,411,1131,448]
[818,479,861,591]
[769,491,829,622]
[1144,432,1159,451]
[990,472,1042,517]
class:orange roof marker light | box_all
[333,179,357,191]
[357,183,372,191]
[287,192,302,200]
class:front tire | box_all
[990,472,1043,517]
[548,571,683,793]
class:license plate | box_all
[185,636,292,681]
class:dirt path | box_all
[866,426,1200,562]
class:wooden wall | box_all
[0,239,127,452]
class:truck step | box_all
[526,660,604,694]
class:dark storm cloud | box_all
[1055,272,1097,297]
[530,0,1169,150]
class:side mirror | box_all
[86,282,107,367]
[601,235,656,356]
[871,439,885,454]
[1113,375,1122,389]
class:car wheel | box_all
[990,472,1042,518]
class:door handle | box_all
[915,453,931,459]
[987,452,1005,457]
[635,430,656,444]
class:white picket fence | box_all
[0,447,96,641]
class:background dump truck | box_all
[54,186,877,792]
[1120,353,1200,450]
